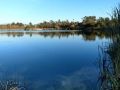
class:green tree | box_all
[99,17,105,27]
[82,16,96,26]
[11,22,15,25]
[29,22,32,26]
[7,24,11,28]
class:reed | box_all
[0,68,32,90]
[97,3,120,90]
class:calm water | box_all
[0,30,108,90]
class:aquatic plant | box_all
[0,68,34,90]
[97,3,120,90]
[0,80,25,90]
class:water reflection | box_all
[19,67,97,90]
[0,30,109,40]
[0,30,109,90]
[52,67,97,90]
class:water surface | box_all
[0,30,108,90]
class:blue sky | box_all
[0,0,119,24]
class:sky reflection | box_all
[0,30,108,90]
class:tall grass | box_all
[97,3,120,90]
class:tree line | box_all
[0,16,116,30]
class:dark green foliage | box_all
[24,25,31,30]
[82,16,96,26]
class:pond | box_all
[0,30,108,90]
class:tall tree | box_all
[82,16,96,26]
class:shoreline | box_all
[0,29,43,30]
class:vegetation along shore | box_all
[97,3,120,90]
[0,16,116,32]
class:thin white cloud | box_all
[57,68,93,90]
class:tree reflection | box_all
[0,30,109,40]
[0,32,24,37]
[82,33,96,41]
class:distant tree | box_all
[11,22,15,25]
[16,22,20,25]
[104,17,110,26]
[55,24,60,30]
[110,18,116,26]
[24,25,30,30]
[7,24,11,28]
[70,24,75,30]
[49,20,55,28]
[29,22,32,26]
[82,16,96,27]
[96,17,106,28]
[19,23,24,26]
